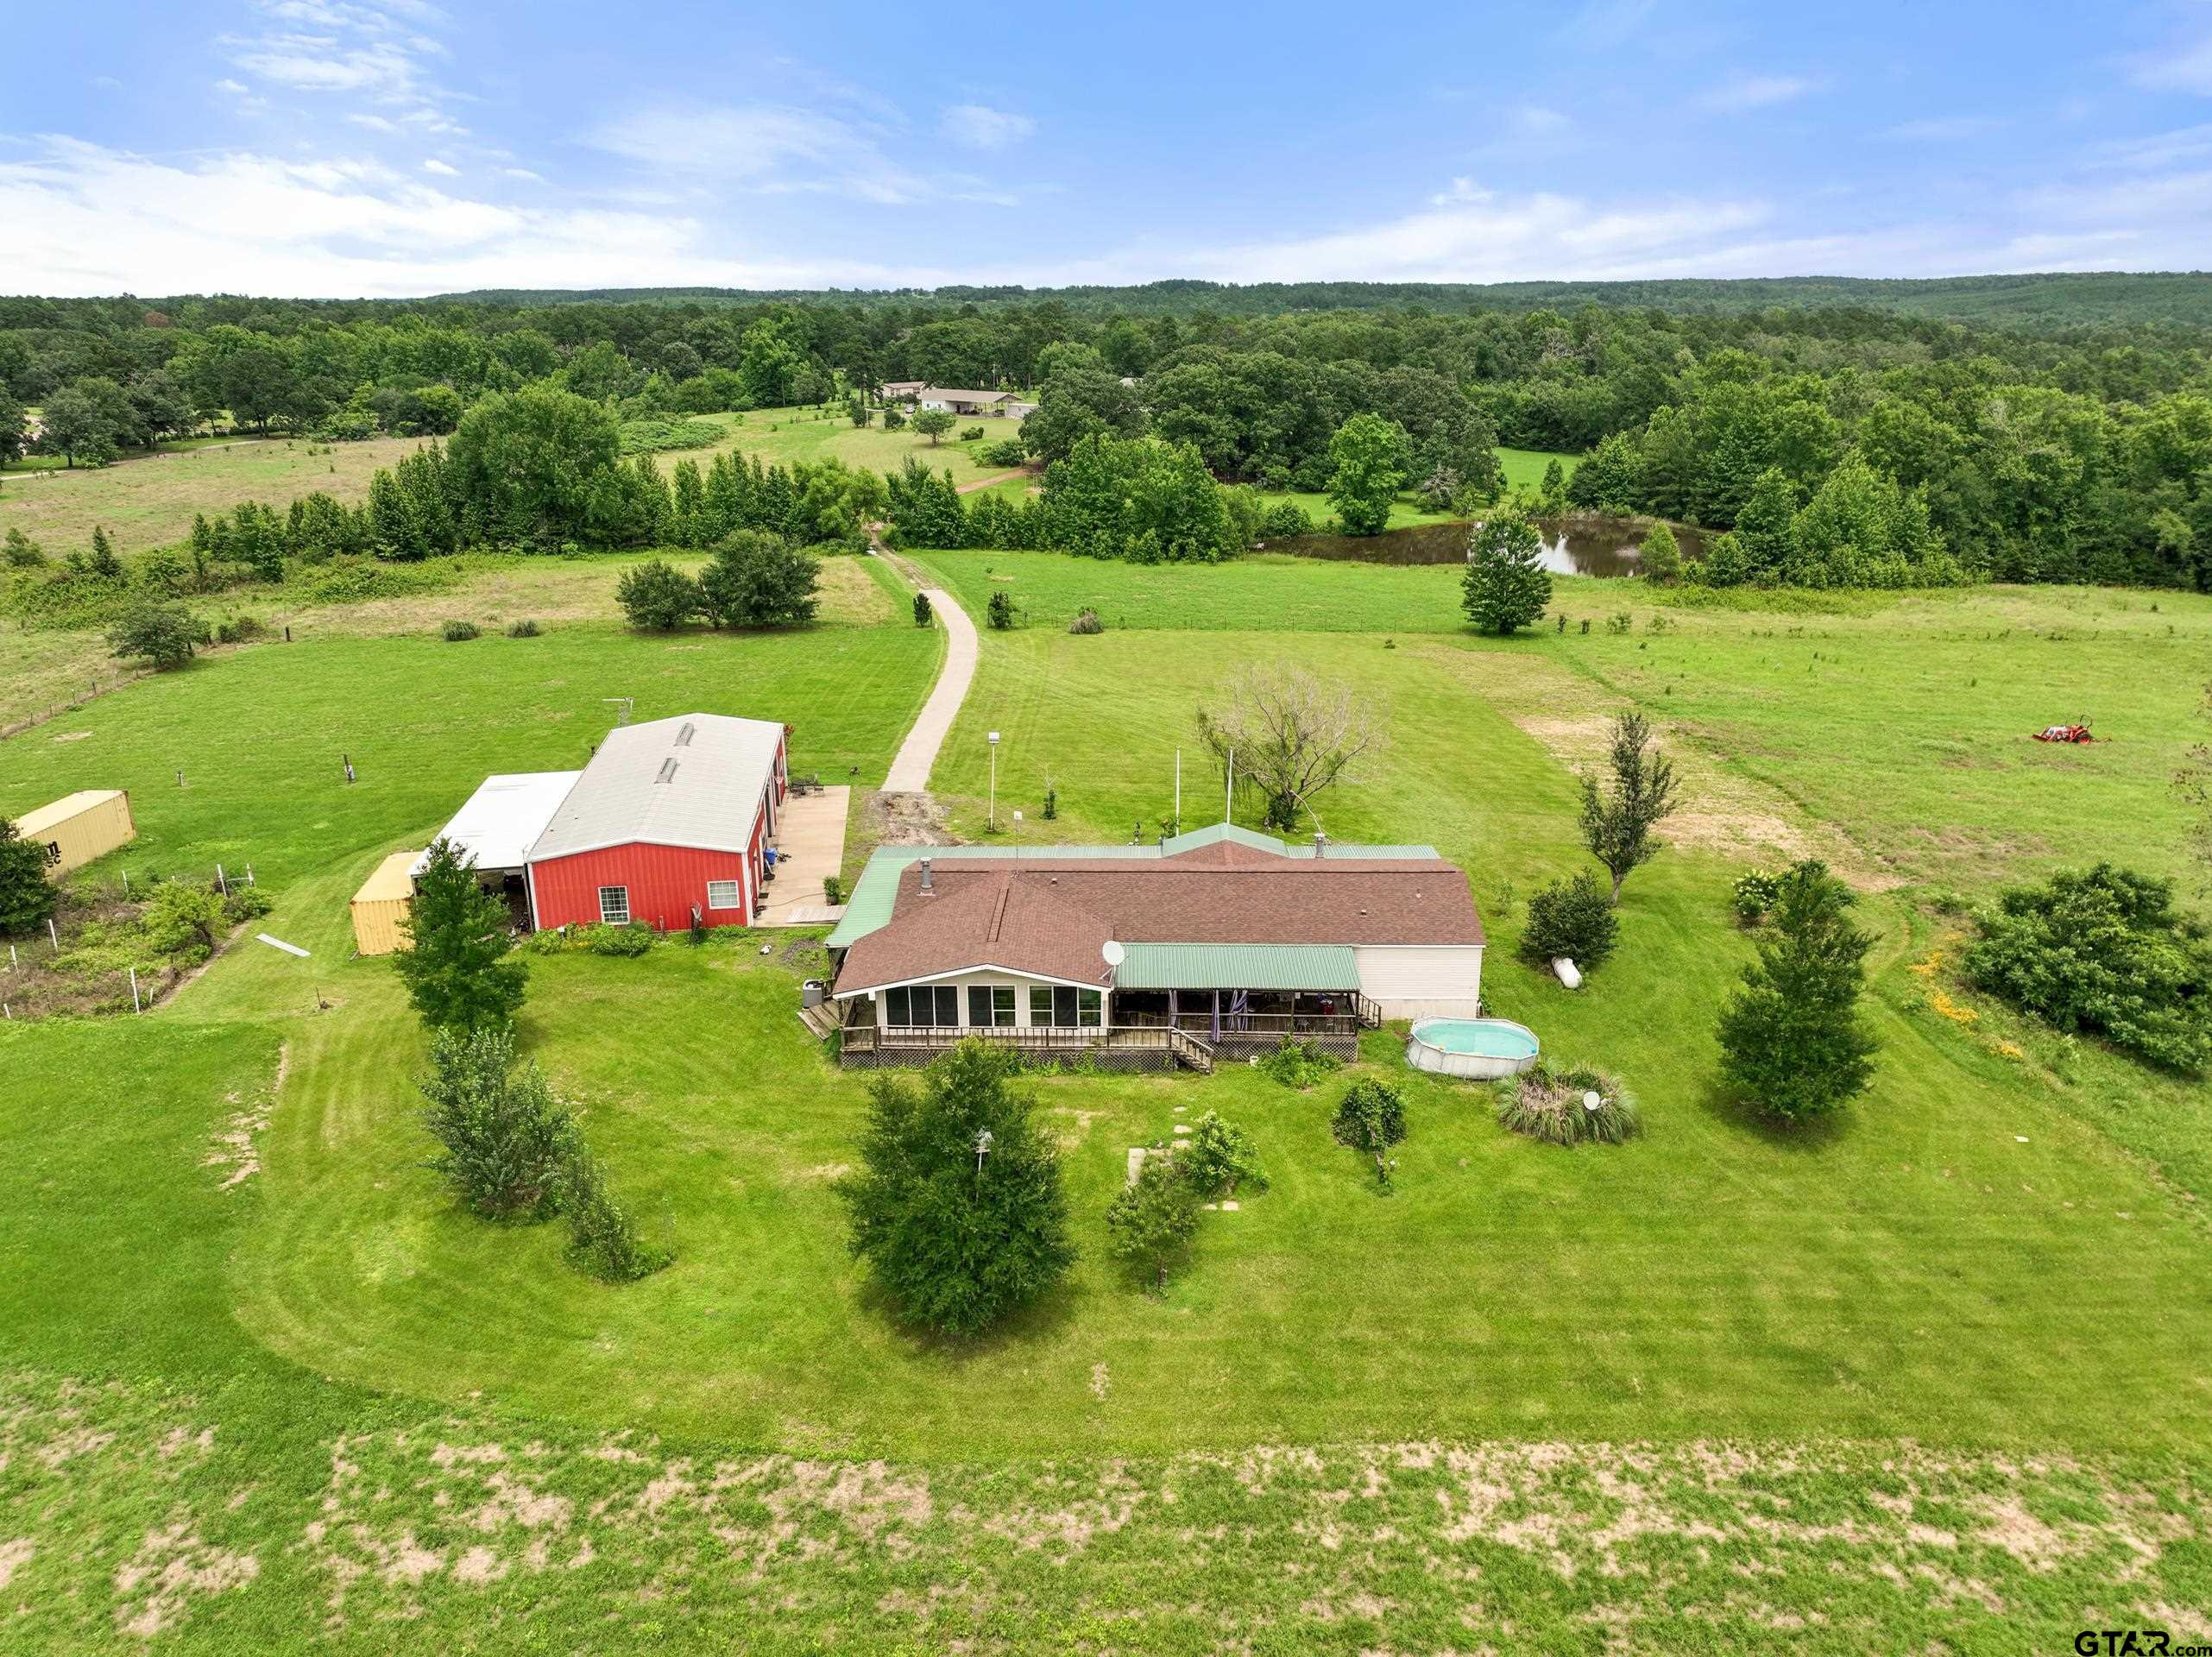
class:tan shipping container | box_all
[350,851,420,957]
[15,790,135,877]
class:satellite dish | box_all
[1101,940,1125,968]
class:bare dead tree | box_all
[1194,667,1383,834]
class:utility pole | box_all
[987,730,1000,830]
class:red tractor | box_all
[2033,720,2095,744]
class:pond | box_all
[1270,514,1707,577]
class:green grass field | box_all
[3,545,2212,1648]
[1497,444,1583,493]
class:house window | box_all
[705,879,742,910]
[1030,986,1053,1024]
[967,986,1016,1027]
[885,985,958,1027]
[1035,986,1104,1027]
[598,886,629,924]
[1079,989,1103,1028]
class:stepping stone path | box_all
[1173,1124,1192,1137]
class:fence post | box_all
[129,967,142,1013]
[216,863,228,896]
[47,918,59,950]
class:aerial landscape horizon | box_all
[6,3,2212,1654]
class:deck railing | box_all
[840,1023,1216,1071]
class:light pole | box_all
[987,730,1000,830]
[1011,809,1023,856]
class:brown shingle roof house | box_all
[824,824,1485,1067]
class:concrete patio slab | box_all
[760,785,849,926]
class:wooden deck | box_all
[838,1024,1216,1073]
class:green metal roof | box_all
[822,822,1445,951]
[1111,942,1359,992]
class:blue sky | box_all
[4,0,2212,296]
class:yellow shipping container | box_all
[350,850,420,957]
[15,790,135,877]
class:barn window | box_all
[598,886,630,924]
[705,879,742,910]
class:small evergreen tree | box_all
[837,1039,1076,1336]
[986,589,1014,629]
[419,1027,582,1221]
[1715,860,1879,1122]
[1639,521,1683,582]
[0,818,58,936]
[86,525,124,579]
[394,838,528,1033]
[1579,710,1681,904]
[912,590,933,627]
[614,558,703,630]
[1106,1154,1203,1292]
[1461,511,1553,634]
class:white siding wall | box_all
[863,969,1108,1028]
[1352,944,1484,1020]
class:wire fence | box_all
[0,667,158,742]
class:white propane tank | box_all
[1552,957,1583,990]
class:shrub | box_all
[507,618,542,638]
[837,1039,1076,1337]
[1256,1037,1340,1090]
[960,425,986,442]
[418,1027,582,1222]
[441,618,481,641]
[105,601,200,669]
[1181,1111,1267,1198]
[615,558,703,631]
[0,818,60,935]
[578,921,652,957]
[3,528,45,568]
[980,438,1028,467]
[1963,863,2211,1071]
[138,880,230,958]
[1733,867,1784,923]
[822,874,847,905]
[1106,1152,1203,1291]
[211,613,265,645]
[560,1145,673,1282]
[1640,521,1683,582]
[1332,1078,1408,1189]
[1520,873,1620,970]
[1068,608,1103,634]
[1257,501,1314,540]
[1716,860,1879,1122]
[986,589,1015,630]
[912,590,933,627]
[1495,1063,1642,1146]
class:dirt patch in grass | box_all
[1424,641,1900,889]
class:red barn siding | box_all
[531,839,754,932]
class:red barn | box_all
[523,712,788,933]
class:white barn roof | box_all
[527,712,783,861]
[413,772,582,877]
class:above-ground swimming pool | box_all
[1406,1017,1541,1080]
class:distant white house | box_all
[878,380,929,402]
[917,388,1015,416]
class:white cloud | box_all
[1881,115,2001,142]
[593,103,1018,206]
[1695,74,1813,114]
[421,157,457,175]
[344,112,400,132]
[0,136,973,297]
[2132,27,2212,95]
[502,167,544,182]
[939,104,1035,149]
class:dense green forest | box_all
[4,275,2210,591]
